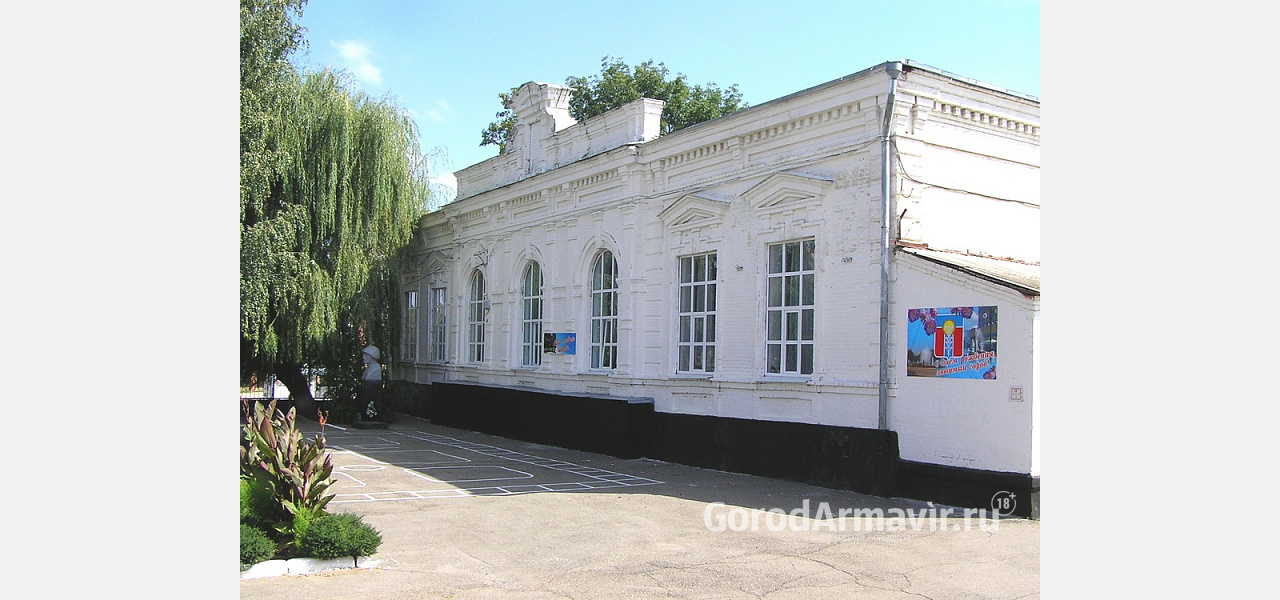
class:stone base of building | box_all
[388,381,1038,519]
[896,460,1039,520]
[643,411,900,498]
[393,381,654,459]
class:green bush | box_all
[316,332,364,425]
[240,477,275,528]
[296,513,382,565]
[291,506,323,542]
[240,524,276,566]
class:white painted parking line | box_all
[329,446,472,467]
[326,431,664,504]
[392,431,664,486]
[403,465,534,484]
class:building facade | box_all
[392,61,1041,517]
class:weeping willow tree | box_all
[241,0,429,417]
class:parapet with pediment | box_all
[456,82,664,201]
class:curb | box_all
[241,556,383,579]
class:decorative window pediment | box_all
[658,192,732,231]
[422,250,451,278]
[742,171,833,212]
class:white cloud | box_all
[424,99,454,125]
[330,40,383,87]
[430,172,457,190]
[427,172,458,210]
[422,149,457,210]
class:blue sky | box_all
[292,0,1039,201]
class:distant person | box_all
[361,344,383,421]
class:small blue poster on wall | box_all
[906,306,997,379]
[544,333,576,355]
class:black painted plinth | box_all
[896,460,1039,519]
[389,380,1039,519]
[644,412,900,498]
[421,382,654,459]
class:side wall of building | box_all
[891,253,1038,475]
[893,68,1041,264]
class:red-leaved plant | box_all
[240,399,336,541]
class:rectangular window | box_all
[403,290,418,362]
[429,287,446,362]
[677,252,717,373]
[766,240,815,375]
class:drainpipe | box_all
[878,61,902,431]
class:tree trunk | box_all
[276,363,318,421]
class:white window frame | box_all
[403,290,419,362]
[766,239,816,376]
[590,250,619,370]
[468,271,486,363]
[677,252,717,374]
[521,262,544,367]
[429,287,447,362]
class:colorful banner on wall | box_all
[543,333,576,355]
[906,306,998,379]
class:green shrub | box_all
[296,513,382,565]
[240,477,275,528]
[240,524,276,566]
[290,506,323,541]
[316,334,364,425]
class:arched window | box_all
[468,271,486,363]
[521,262,543,367]
[590,250,619,370]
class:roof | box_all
[902,59,1039,103]
[899,247,1039,297]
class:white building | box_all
[393,61,1040,517]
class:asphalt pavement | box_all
[240,413,1039,599]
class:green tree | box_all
[480,57,746,152]
[240,0,429,416]
[241,0,306,230]
[479,87,518,152]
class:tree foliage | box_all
[240,0,429,409]
[479,88,518,152]
[241,0,306,221]
[567,57,746,133]
[480,57,746,153]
